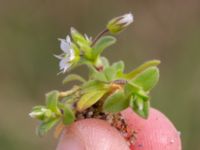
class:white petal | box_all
[120,13,134,26]
[59,38,70,53]
[54,54,64,59]
[29,112,42,118]
[66,35,71,43]
[59,57,71,73]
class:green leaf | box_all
[36,118,60,136]
[104,67,116,81]
[103,90,129,113]
[125,82,149,101]
[63,105,75,125]
[32,105,45,111]
[131,66,159,91]
[124,82,141,96]
[112,61,125,74]
[123,60,160,79]
[82,80,107,92]
[91,71,108,82]
[46,91,60,113]
[92,36,116,58]
[100,57,110,68]
[77,90,106,111]
[130,96,150,118]
[63,74,86,84]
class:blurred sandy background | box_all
[0,0,200,149]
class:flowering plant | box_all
[29,13,160,136]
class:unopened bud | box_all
[29,107,53,120]
[107,13,134,34]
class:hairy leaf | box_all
[36,118,60,136]
[124,82,141,96]
[103,90,129,113]
[100,57,110,68]
[46,91,59,113]
[92,36,116,58]
[124,60,160,79]
[63,105,75,125]
[63,74,86,84]
[130,96,150,118]
[112,61,125,75]
[131,66,159,91]
[82,80,107,92]
[104,67,116,81]
[77,90,106,111]
[91,71,108,82]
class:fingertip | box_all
[122,108,182,150]
[57,119,129,150]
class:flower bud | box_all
[107,13,134,34]
[29,107,53,121]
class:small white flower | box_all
[55,35,75,73]
[59,56,72,73]
[58,35,71,53]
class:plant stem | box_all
[91,28,109,47]
[59,86,80,97]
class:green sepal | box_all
[63,74,86,84]
[77,90,106,111]
[103,90,129,113]
[45,91,60,114]
[71,43,81,61]
[71,27,91,45]
[70,27,92,56]
[92,36,116,59]
[36,118,60,136]
[130,96,150,118]
[63,104,75,125]
[131,66,159,91]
